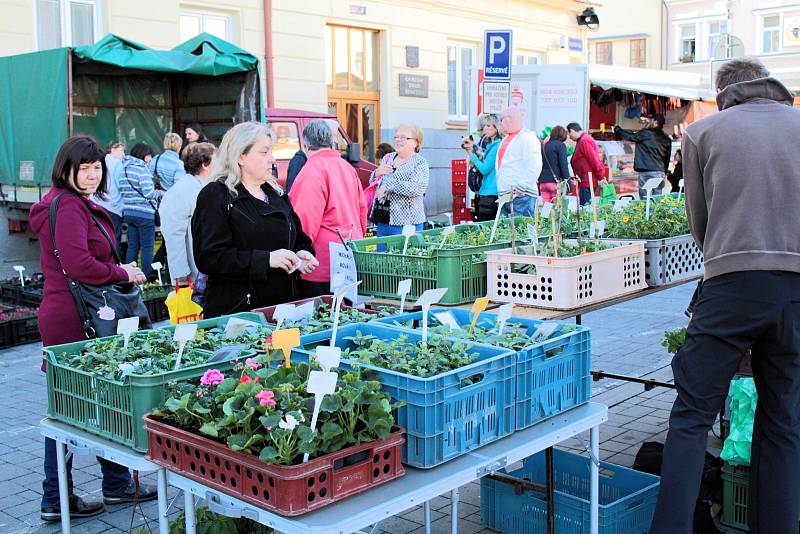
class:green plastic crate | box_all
[721,463,750,531]
[45,313,264,452]
[351,224,528,305]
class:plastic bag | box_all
[720,377,757,466]
[165,284,203,324]
[600,181,618,205]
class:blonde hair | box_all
[211,122,280,197]
[396,123,423,153]
[163,132,183,153]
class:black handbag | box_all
[49,193,152,338]
[370,196,391,224]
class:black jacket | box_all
[538,139,571,183]
[614,126,672,173]
[285,150,308,193]
[192,181,314,318]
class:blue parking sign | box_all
[484,30,513,80]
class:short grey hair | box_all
[716,57,770,91]
[302,119,334,151]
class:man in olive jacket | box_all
[650,58,800,534]
[614,114,672,198]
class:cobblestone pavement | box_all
[0,283,740,533]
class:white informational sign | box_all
[117,316,140,349]
[13,265,25,286]
[434,311,462,330]
[397,278,412,313]
[613,198,632,211]
[496,303,514,335]
[589,220,606,239]
[540,203,553,218]
[414,288,449,343]
[329,242,358,304]
[271,303,295,330]
[151,262,164,286]
[532,322,559,340]
[482,81,510,113]
[315,346,342,372]
[224,317,261,339]
[401,225,416,254]
[173,323,198,369]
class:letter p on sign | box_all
[489,36,506,63]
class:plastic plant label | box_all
[307,370,338,396]
[117,316,140,349]
[288,301,315,322]
[415,288,449,343]
[540,203,553,218]
[526,224,538,241]
[224,317,261,339]
[496,303,514,334]
[271,303,296,329]
[401,224,416,254]
[471,296,490,326]
[397,278,412,313]
[271,328,301,368]
[565,196,578,212]
[173,323,198,370]
[613,198,631,212]
[434,311,462,330]
[490,193,513,243]
[151,262,164,286]
[13,265,25,287]
[532,322,559,341]
[208,344,246,362]
[315,345,342,372]
[438,225,456,249]
[589,220,606,239]
[331,279,362,345]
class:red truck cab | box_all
[265,108,377,188]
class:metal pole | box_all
[590,426,600,534]
[546,446,555,534]
[157,469,169,534]
[184,491,197,534]
[424,500,432,534]
[56,440,71,534]
[451,488,460,534]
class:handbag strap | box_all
[50,193,123,268]
[124,165,159,210]
[543,141,560,180]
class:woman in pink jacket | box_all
[288,120,367,297]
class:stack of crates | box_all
[451,159,471,223]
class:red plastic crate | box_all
[253,295,380,323]
[453,207,473,224]
[451,181,467,195]
[451,159,467,180]
[452,196,467,208]
[144,414,406,516]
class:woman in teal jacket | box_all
[465,114,503,221]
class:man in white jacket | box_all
[495,106,541,216]
[159,142,216,285]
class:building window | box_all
[594,41,612,65]
[515,52,544,65]
[707,20,728,59]
[762,15,781,54]
[36,0,98,50]
[326,25,380,92]
[630,39,646,68]
[679,24,696,62]
[180,10,232,42]
[447,43,475,120]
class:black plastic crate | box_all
[0,312,40,348]
[145,297,169,323]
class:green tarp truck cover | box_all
[0,33,261,187]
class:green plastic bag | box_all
[600,182,618,206]
[720,377,757,466]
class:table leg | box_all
[450,488,459,534]
[157,468,168,534]
[590,425,600,534]
[56,439,71,534]
[576,314,582,326]
[184,491,196,534]
[424,500,432,534]
[546,447,555,534]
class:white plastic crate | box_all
[643,234,703,287]
[487,240,646,310]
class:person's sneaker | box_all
[103,481,158,505]
[40,495,105,522]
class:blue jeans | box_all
[579,187,592,206]
[42,437,130,507]
[125,214,155,277]
[500,195,537,217]
[376,223,425,237]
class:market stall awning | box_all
[72,33,259,75]
[590,79,716,101]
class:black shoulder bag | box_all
[468,135,489,193]
[124,166,161,226]
[50,193,152,338]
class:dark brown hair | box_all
[550,125,568,142]
[716,57,770,91]
[51,136,107,198]
[182,142,216,175]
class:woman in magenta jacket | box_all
[29,137,157,522]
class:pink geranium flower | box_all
[255,390,276,407]
[245,358,260,370]
[200,369,224,386]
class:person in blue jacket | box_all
[465,113,504,221]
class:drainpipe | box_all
[262,0,275,109]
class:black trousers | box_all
[650,271,800,534]
[298,279,330,299]
[475,195,498,222]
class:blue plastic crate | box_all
[480,449,660,534]
[293,323,516,468]
[373,309,592,430]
